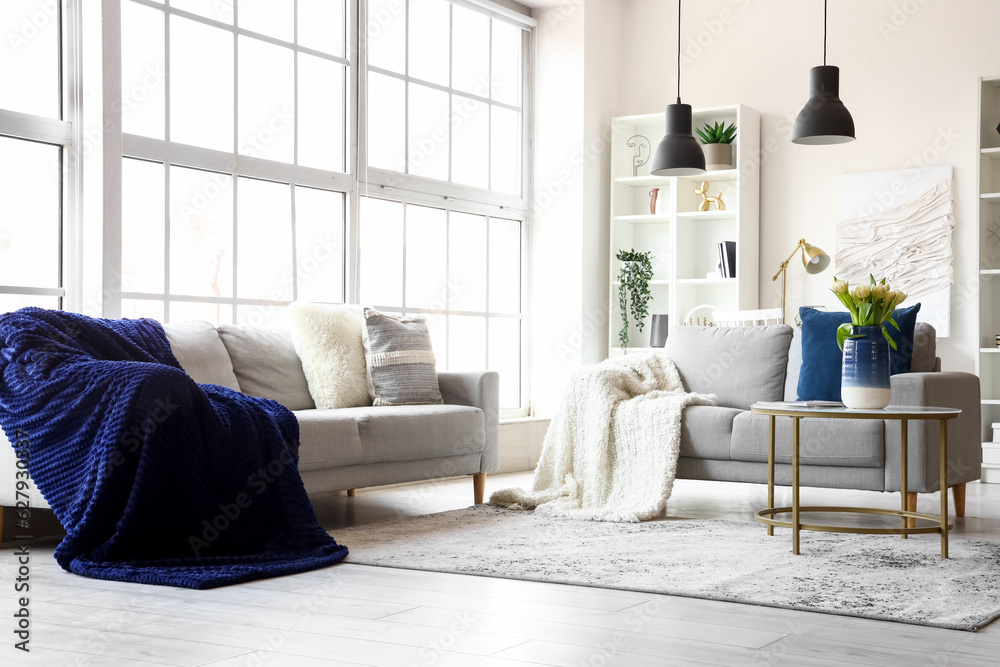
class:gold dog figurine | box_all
[695,182,725,211]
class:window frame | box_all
[88,0,534,416]
[117,0,357,322]
[0,0,79,310]
[355,0,532,416]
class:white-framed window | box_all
[118,0,351,326]
[0,1,73,312]
[360,0,531,413]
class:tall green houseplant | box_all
[616,249,653,353]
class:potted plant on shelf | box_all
[616,249,654,353]
[696,121,737,171]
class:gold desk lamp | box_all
[772,239,830,324]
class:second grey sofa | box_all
[664,324,981,510]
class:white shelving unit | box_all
[607,105,760,356]
[977,76,1000,481]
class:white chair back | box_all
[712,308,783,327]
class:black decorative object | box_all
[627,135,650,176]
[792,0,856,145]
[996,120,1000,137]
[649,315,669,347]
[650,0,706,177]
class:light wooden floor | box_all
[5,473,1000,666]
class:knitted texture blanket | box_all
[490,353,716,522]
[0,308,347,589]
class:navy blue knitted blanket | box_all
[0,308,348,589]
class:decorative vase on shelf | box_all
[841,325,891,409]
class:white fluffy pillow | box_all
[288,302,371,409]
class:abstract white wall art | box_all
[837,166,955,337]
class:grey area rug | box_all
[337,505,1000,631]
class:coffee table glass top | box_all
[750,402,961,419]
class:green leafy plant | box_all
[695,121,737,145]
[616,249,654,352]
[830,274,908,351]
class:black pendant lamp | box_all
[792,0,856,145]
[650,0,705,176]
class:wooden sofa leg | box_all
[347,489,356,497]
[473,473,485,505]
[907,492,917,529]
[953,483,966,517]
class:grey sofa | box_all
[0,320,499,518]
[666,324,981,512]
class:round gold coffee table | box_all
[749,403,961,558]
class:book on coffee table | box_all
[752,400,845,409]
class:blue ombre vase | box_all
[841,325,891,409]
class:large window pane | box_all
[169,167,234,298]
[298,55,345,172]
[295,186,344,303]
[170,0,233,24]
[452,96,489,189]
[0,294,60,313]
[408,0,450,86]
[448,212,487,312]
[408,84,449,180]
[122,158,165,293]
[452,5,489,96]
[489,218,520,313]
[238,0,293,43]
[491,107,520,195]
[120,1,166,139]
[298,0,345,57]
[359,198,403,306]
[0,1,60,118]
[238,304,292,329]
[367,0,406,74]
[170,17,234,152]
[405,205,447,308]
[491,21,521,107]
[449,315,486,370]
[489,317,520,408]
[237,178,293,300]
[238,37,294,163]
[367,73,405,172]
[0,137,59,288]
[122,299,165,321]
[168,300,232,325]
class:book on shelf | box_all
[717,241,737,278]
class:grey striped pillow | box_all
[361,308,443,406]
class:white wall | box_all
[529,0,623,416]
[615,0,1000,374]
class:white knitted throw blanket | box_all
[490,353,716,522]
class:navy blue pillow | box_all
[796,304,921,402]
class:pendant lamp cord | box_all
[823,0,828,66]
[676,0,682,104]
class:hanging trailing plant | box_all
[616,249,654,352]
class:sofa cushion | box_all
[331,404,484,464]
[730,412,885,468]
[218,325,315,410]
[162,320,241,391]
[797,305,921,401]
[361,308,443,406]
[294,409,365,471]
[663,325,793,410]
[680,406,742,460]
[289,302,371,409]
